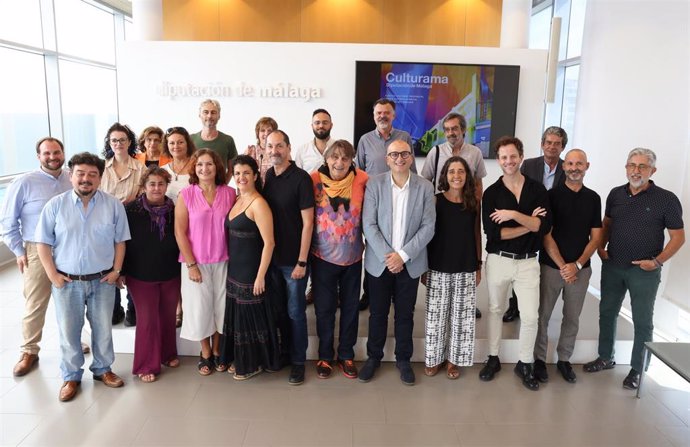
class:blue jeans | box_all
[311,257,361,361]
[52,280,116,381]
[275,265,309,365]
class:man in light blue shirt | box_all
[35,152,130,402]
[0,137,72,377]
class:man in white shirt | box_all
[293,109,335,175]
[359,140,435,385]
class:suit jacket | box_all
[362,172,436,278]
[520,156,565,189]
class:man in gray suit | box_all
[504,126,568,322]
[358,140,435,386]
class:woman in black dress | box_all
[220,155,280,380]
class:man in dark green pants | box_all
[584,148,685,390]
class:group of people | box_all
[1,97,683,403]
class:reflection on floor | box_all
[1,264,687,446]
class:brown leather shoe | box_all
[13,353,39,377]
[59,381,80,402]
[93,371,124,388]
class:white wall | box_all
[117,41,547,184]
[573,0,690,339]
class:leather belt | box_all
[494,251,538,260]
[57,268,113,281]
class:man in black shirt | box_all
[263,130,315,386]
[480,136,551,391]
[584,148,684,390]
[533,149,602,384]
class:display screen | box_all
[354,61,520,159]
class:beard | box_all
[313,128,331,140]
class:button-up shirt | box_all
[390,173,411,262]
[294,137,334,175]
[35,190,130,275]
[100,156,145,203]
[356,128,416,176]
[543,162,557,190]
[0,168,71,257]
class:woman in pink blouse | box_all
[174,149,237,375]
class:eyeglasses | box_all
[625,163,652,172]
[166,127,188,136]
[109,138,128,145]
[387,151,412,160]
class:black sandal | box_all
[213,355,228,372]
[583,357,615,373]
[198,353,213,376]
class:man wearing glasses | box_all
[359,140,435,385]
[584,148,684,390]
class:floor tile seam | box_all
[652,424,688,447]
[12,412,47,447]
[643,389,690,427]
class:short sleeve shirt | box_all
[605,181,684,266]
[420,142,487,193]
[263,162,315,266]
[540,184,602,269]
[191,131,238,169]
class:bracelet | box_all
[652,258,663,268]
[186,262,198,269]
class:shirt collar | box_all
[390,171,411,191]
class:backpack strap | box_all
[432,145,440,190]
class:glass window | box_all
[124,17,134,41]
[529,6,553,50]
[0,0,43,48]
[560,65,579,137]
[59,59,118,155]
[55,0,116,64]
[0,47,50,176]
[567,0,587,59]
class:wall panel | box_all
[301,0,384,43]
[465,0,502,47]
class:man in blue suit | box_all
[358,140,436,385]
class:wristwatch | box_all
[575,261,583,271]
[297,260,307,267]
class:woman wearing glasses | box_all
[101,122,145,327]
[423,156,481,380]
[134,126,171,168]
[175,149,237,376]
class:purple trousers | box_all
[128,276,181,375]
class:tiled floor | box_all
[1,265,688,446]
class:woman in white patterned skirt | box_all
[423,156,482,379]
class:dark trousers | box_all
[366,267,418,362]
[113,288,134,313]
[311,257,362,361]
[598,262,661,372]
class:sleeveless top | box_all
[427,193,479,274]
[178,184,236,264]
[226,211,263,285]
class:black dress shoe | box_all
[475,307,482,319]
[396,361,415,386]
[358,293,369,311]
[514,361,540,391]
[112,306,125,325]
[358,358,379,382]
[623,368,640,390]
[533,359,549,383]
[479,356,501,381]
[557,360,577,383]
[288,364,305,385]
[502,297,519,322]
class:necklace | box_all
[171,158,190,181]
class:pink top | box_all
[178,184,236,264]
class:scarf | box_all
[318,165,356,212]
[138,194,174,241]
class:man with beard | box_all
[480,137,551,391]
[584,148,684,390]
[503,126,569,323]
[356,98,415,310]
[294,109,335,174]
[35,152,130,402]
[263,130,315,385]
[533,149,602,384]
[1,137,73,376]
[191,98,238,179]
